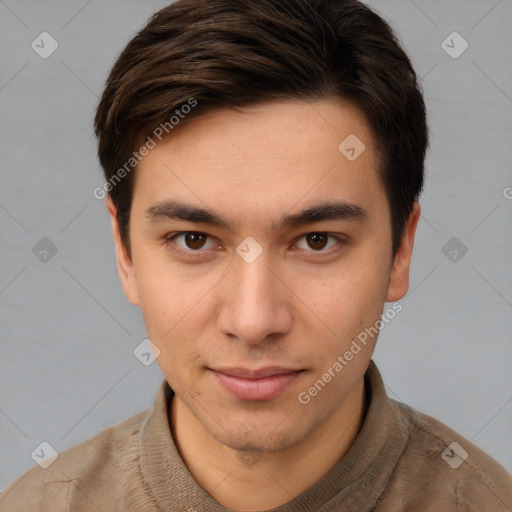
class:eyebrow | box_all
[144,199,368,232]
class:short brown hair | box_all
[94,0,428,258]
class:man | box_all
[1,0,511,510]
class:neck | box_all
[170,378,367,511]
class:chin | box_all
[206,418,306,454]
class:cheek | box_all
[136,272,203,381]
[295,259,390,366]
[133,247,199,325]
[132,254,223,376]
[303,260,387,322]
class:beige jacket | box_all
[1,361,511,511]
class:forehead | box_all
[132,98,386,223]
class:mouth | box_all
[209,366,305,401]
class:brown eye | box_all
[166,232,216,254]
[294,232,344,256]
[306,233,328,250]
[184,232,207,250]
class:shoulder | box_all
[0,408,149,511]
[389,400,512,511]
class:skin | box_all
[107,98,420,510]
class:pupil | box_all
[308,233,327,250]
[186,233,205,249]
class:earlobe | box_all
[385,201,421,303]
[106,196,140,306]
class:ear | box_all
[106,196,140,306]
[385,201,421,302]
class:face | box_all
[108,98,419,453]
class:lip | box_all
[210,366,304,401]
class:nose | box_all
[217,251,293,346]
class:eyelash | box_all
[163,231,347,259]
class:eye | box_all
[165,232,218,255]
[294,233,344,254]
[164,231,346,259]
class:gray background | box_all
[1,0,511,493]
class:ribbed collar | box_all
[139,360,411,511]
